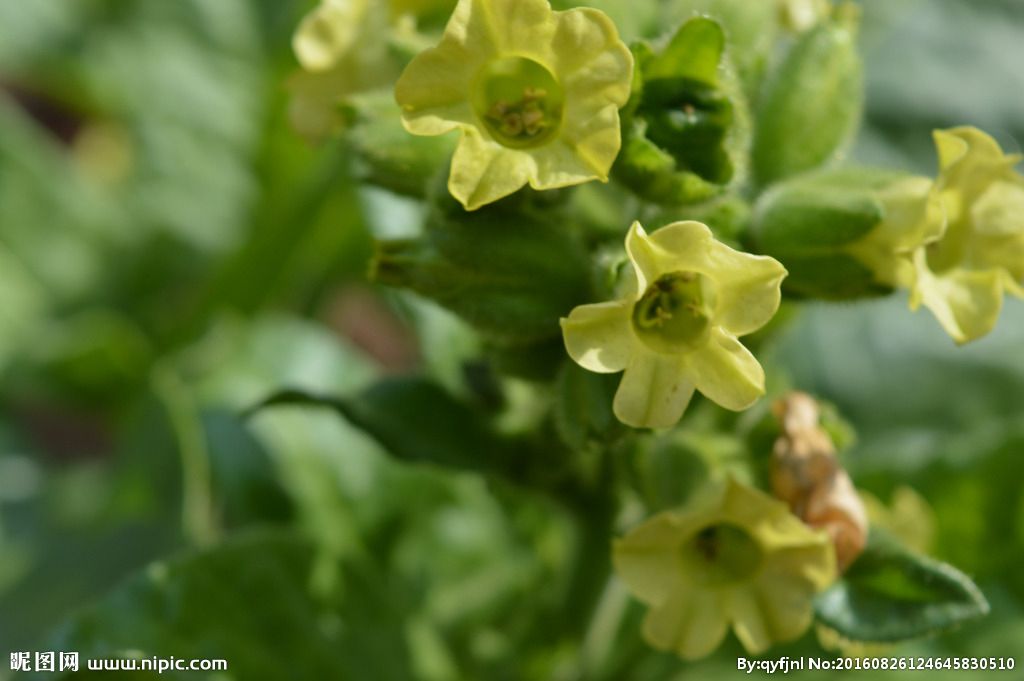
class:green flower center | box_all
[683,523,763,585]
[631,271,714,353]
[473,57,565,150]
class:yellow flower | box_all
[613,478,836,659]
[289,0,458,140]
[289,0,393,139]
[560,221,786,429]
[394,0,633,210]
[293,0,373,71]
[909,127,1024,343]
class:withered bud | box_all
[770,392,868,571]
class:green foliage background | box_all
[0,0,1021,679]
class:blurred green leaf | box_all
[250,377,523,479]
[815,530,989,642]
[43,530,417,681]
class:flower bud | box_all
[752,6,863,186]
[613,17,751,205]
[664,0,779,98]
[340,92,455,197]
[372,187,592,346]
[751,167,944,300]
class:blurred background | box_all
[0,0,1021,679]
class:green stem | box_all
[152,364,217,547]
[579,577,631,680]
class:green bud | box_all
[752,8,863,186]
[752,167,941,300]
[371,183,592,346]
[664,0,780,99]
[340,91,455,197]
[614,18,751,205]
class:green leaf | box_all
[249,377,522,478]
[43,530,417,680]
[814,530,990,642]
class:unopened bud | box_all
[372,185,592,345]
[613,17,750,205]
[753,8,863,186]
[752,167,943,299]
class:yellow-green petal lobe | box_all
[911,257,1005,345]
[625,222,661,292]
[643,589,730,660]
[395,45,477,136]
[560,301,633,373]
[647,221,714,263]
[612,514,689,604]
[473,0,557,57]
[936,127,1009,175]
[730,578,808,654]
[613,351,694,429]
[971,179,1024,237]
[448,131,533,210]
[686,329,765,411]
[706,241,787,336]
[934,127,1022,206]
[555,8,633,177]
[626,221,714,291]
[532,137,614,189]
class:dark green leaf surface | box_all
[815,530,989,642]
[250,377,521,477]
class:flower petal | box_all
[612,512,691,604]
[934,127,1021,203]
[531,138,611,190]
[643,588,730,660]
[731,541,834,654]
[730,576,814,655]
[625,221,713,292]
[395,44,477,136]
[554,8,633,177]
[612,350,694,429]
[685,328,765,411]
[471,0,557,57]
[705,240,787,337]
[625,222,661,292]
[910,254,1005,344]
[448,130,533,210]
[560,300,633,373]
[766,543,837,592]
[971,179,1024,238]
